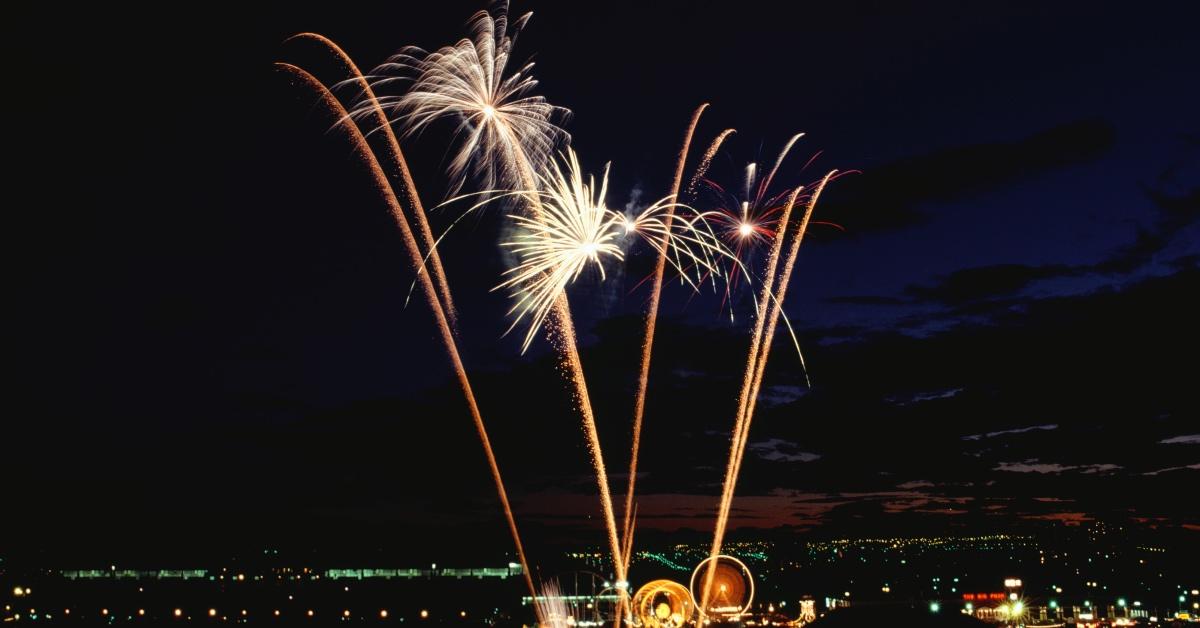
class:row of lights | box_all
[5,607,455,619]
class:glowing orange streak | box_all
[621,502,638,570]
[622,103,709,573]
[276,62,535,602]
[702,173,835,618]
[288,33,458,329]
[700,186,799,620]
[686,128,737,200]
[685,128,737,309]
[738,173,834,480]
[508,143,627,588]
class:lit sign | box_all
[962,593,1007,601]
[1003,579,1023,588]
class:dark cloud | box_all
[819,120,1116,234]
[962,423,1057,441]
[904,264,1074,304]
[993,460,1122,475]
[749,438,821,463]
[829,143,1197,312]
[824,295,909,306]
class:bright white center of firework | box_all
[481,104,496,119]
[738,222,754,237]
[580,242,599,255]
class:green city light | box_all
[929,602,940,613]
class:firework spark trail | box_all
[698,186,799,621]
[621,103,708,577]
[739,172,835,456]
[352,3,612,595]
[275,62,537,604]
[364,2,621,586]
[686,128,737,200]
[701,173,835,618]
[493,150,734,613]
[289,33,458,328]
[683,128,738,310]
[510,146,628,591]
[759,133,806,201]
[706,174,806,578]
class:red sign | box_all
[962,593,1007,601]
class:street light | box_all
[929,602,940,613]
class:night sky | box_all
[8,1,1199,562]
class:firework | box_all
[534,580,580,628]
[280,10,845,622]
[353,1,570,195]
[699,183,802,619]
[701,172,836,619]
[275,61,537,604]
[700,132,811,314]
[495,149,730,354]
[621,104,709,583]
[492,147,734,603]
[363,1,633,591]
[685,128,737,200]
[702,134,806,280]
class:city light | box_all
[929,602,940,613]
[209,608,217,617]
[1118,598,1126,607]
[380,610,389,618]
[102,608,109,616]
[344,609,351,617]
[1004,578,1023,588]
[1049,600,1058,608]
[307,609,314,617]
[421,609,429,619]
[138,608,145,616]
[12,587,25,597]
[174,608,182,617]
